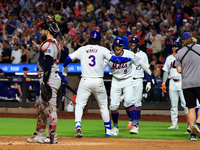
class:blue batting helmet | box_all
[172,41,181,48]
[182,32,192,40]
[172,41,181,53]
[129,36,140,44]
[112,38,124,51]
[129,36,139,50]
[113,38,124,46]
[90,30,101,40]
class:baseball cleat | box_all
[42,137,58,144]
[130,126,139,134]
[126,121,133,129]
[111,127,119,136]
[187,125,191,133]
[76,127,83,138]
[191,123,200,138]
[105,129,115,137]
[189,134,197,141]
[27,132,45,143]
[168,124,178,129]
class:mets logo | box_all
[117,40,119,43]
[93,33,97,38]
[188,33,191,37]
[132,37,135,41]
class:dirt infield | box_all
[0,136,198,150]
[0,112,197,150]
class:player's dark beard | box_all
[40,34,47,42]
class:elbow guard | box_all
[63,56,72,67]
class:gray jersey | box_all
[176,44,200,89]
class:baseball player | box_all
[27,15,61,144]
[162,41,189,130]
[0,69,10,98]
[104,38,153,136]
[125,36,151,134]
[62,30,133,138]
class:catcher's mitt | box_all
[41,83,52,102]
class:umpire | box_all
[175,32,200,141]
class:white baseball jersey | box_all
[132,50,149,107]
[162,54,188,125]
[69,44,113,78]
[132,50,149,78]
[105,49,141,110]
[105,50,141,80]
[162,54,181,79]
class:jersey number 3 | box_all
[88,55,96,67]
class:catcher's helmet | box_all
[90,30,101,40]
[182,32,192,40]
[36,15,60,34]
[129,36,139,50]
[113,38,124,46]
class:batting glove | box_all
[162,83,167,93]
[62,67,69,76]
[145,82,151,92]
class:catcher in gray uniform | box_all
[27,15,61,144]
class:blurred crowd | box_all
[0,0,198,64]
[0,0,200,102]
[0,0,199,66]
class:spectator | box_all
[152,14,162,31]
[146,48,153,63]
[7,35,14,47]
[34,5,43,20]
[86,0,94,16]
[192,28,200,44]
[17,67,32,97]
[59,18,69,35]
[116,28,129,50]
[29,42,39,64]
[182,0,193,16]
[150,27,165,53]
[5,14,17,35]
[67,22,77,41]
[11,43,22,64]
[0,40,11,63]
[20,44,29,64]
[13,13,21,27]
[136,22,146,52]
[164,28,177,58]
[138,3,147,18]
[149,60,162,102]
[73,31,85,50]
[59,39,69,63]
[146,2,153,19]
[64,33,75,55]
[174,6,189,31]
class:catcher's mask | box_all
[36,15,60,35]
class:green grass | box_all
[0,118,190,141]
